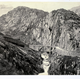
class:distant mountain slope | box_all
[70,6,80,16]
[0,5,13,16]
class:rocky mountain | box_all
[48,9,80,51]
[0,6,80,75]
[0,6,48,45]
[0,7,80,52]
[31,8,80,51]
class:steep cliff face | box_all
[35,9,80,51]
[53,9,80,51]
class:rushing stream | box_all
[38,52,50,75]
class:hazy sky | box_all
[0,2,80,16]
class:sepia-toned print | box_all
[0,2,80,75]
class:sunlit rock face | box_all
[0,6,48,45]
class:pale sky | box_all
[0,2,80,16]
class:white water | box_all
[38,52,50,75]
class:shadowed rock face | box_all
[0,33,43,75]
